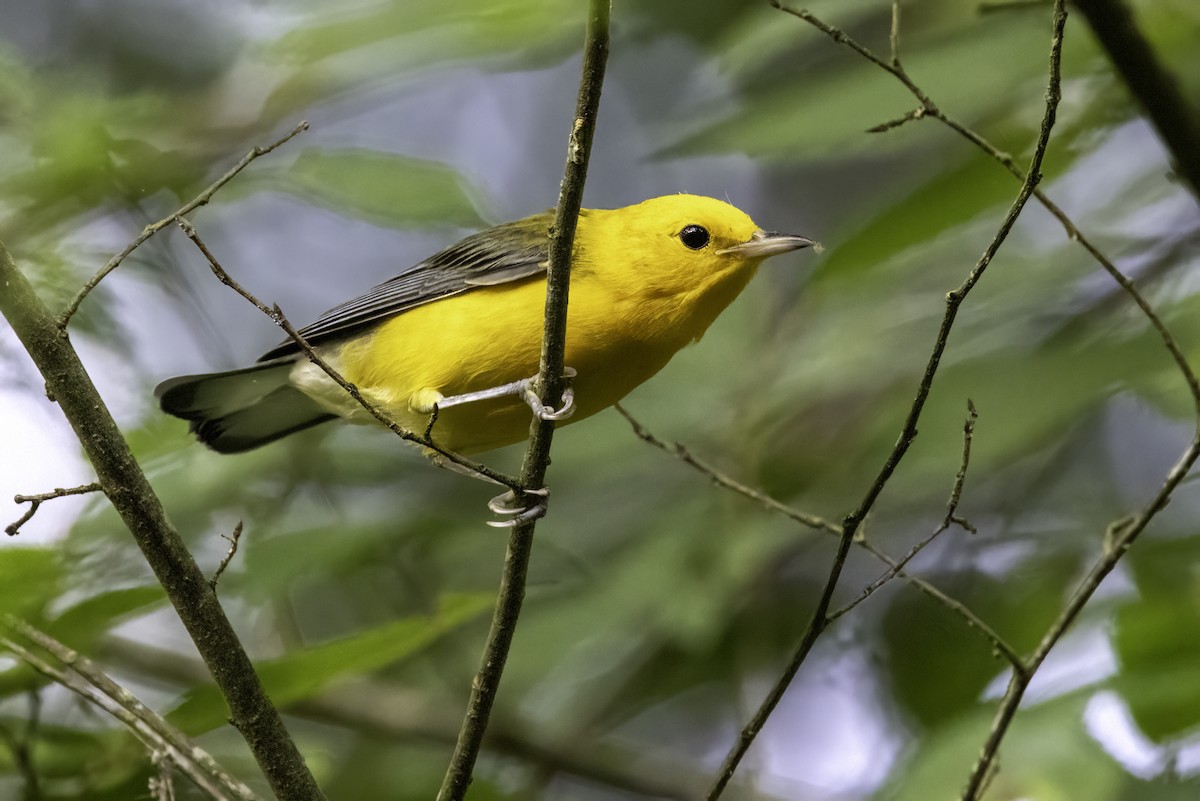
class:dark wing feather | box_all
[258,213,552,361]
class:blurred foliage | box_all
[2,1,1200,800]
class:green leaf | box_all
[49,586,166,648]
[664,11,1048,160]
[270,0,582,68]
[229,147,486,229]
[0,547,61,621]
[166,592,492,733]
[1112,537,1200,742]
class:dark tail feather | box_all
[156,362,337,453]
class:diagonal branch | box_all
[58,121,309,329]
[781,2,1200,413]
[616,403,1021,667]
[436,2,611,800]
[2,616,261,801]
[707,4,1067,797]
[175,218,522,493]
[0,240,324,801]
[773,4,1200,796]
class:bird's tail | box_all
[156,361,337,453]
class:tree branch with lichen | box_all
[0,136,324,801]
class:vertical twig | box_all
[435,3,611,800]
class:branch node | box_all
[209,521,244,590]
[7,482,103,536]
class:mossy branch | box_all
[0,240,325,801]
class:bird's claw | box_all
[487,487,550,528]
[519,367,577,422]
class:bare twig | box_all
[708,5,1067,797]
[0,238,323,799]
[1,617,261,801]
[7,482,101,536]
[209,521,243,590]
[772,4,1200,795]
[858,539,1025,669]
[58,121,309,328]
[890,0,903,67]
[782,1,1200,413]
[174,218,521,493]
[830,400,980,622]
[615,404,841,535]
[961,431,1200,797]
[616,403,1021,665]
[867,107,926,133]
[436,3,610,800]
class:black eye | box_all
[679,224,710,250]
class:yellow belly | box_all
[332,277,689,453]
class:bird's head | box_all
[584,194,815,298]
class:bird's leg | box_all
[430,367,577,421]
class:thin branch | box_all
[174,218,521,493]
[782,1,1200,414]
[7,482,101,536]
[104,635,707,801]
[858,540,1025,669]
[436,3,610,800]
[1,617,261,801]
[1074,0,1200,201]
[960,436,1200,798]
[890,0,903,67]
[830,400,980,622]
[615,404,841,535]
[867,106,926,134]
[615,403,1021,665]
[0,240,324,800]
[58,121,309,328]
[779,2,1200,797]
[209,520,243,590]
[709,5,1066,796]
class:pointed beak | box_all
[717,229,819,259]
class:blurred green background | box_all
[2,0,1200,799]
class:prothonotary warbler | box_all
[157,194,815,457]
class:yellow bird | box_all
[157,194,814,456]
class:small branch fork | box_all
[703,4,1069,798]
[174,220,523,494]
[0,156,326,799]
[756,3,1200,801]
[1,616,261,801]
[7,482,101,536]
[617,403,1017,664]
[209,520,243,590]
[57,121,310,329]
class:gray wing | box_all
[258,213,551,361]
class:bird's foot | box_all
[486,487,550,528]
